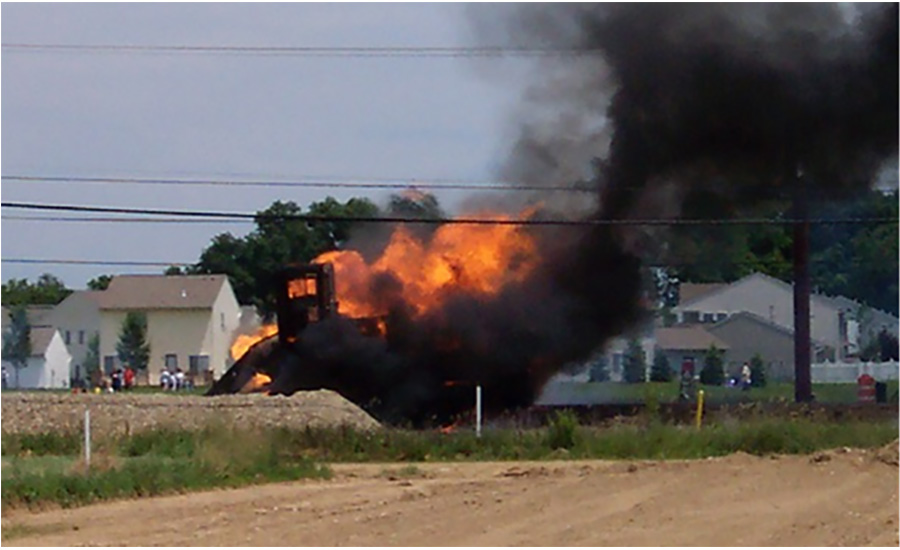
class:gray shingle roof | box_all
[96,275,228,310]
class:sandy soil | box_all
[4,443,898,547]
[1,391,380,435]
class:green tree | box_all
[2,306,31,388]
[699,345,725,386]
[83,334,101,384]
[1,274,72,305]
[749,353,767,388]
[87,274,113,291]
[116,312,150,372]
[649,350,672,382]
[164,266,186,275]
[623,338,647,384]
[589,357,610,382]
[193,197,387,318]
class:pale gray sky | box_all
[1,3,530,288]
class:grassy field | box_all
[542,380,900,405]
[3,412,896,511]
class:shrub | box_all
[700,344,725,386]
[623,338,647,384]
[544,410,579,450]
[750,353,767,388]
[649,351,672,382]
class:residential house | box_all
[97,274,241,385]
[43,291,102,384]
[1,304,55,334]
[673,272,850,360]
[817,294,899,354]
[655,325,729,377]
[705,311,823,381]
[3,294,102,385]
[1,326,72,389]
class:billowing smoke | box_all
[213,5,897,425]
[475,3,898,219]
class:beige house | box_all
[97,274,241,385]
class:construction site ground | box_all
[4,443,897,546]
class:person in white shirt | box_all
[741,363,752,391]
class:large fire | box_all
[225,210,541,382]
[230,324,278,361]
[314,211,539,318]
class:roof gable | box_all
[677,272,840,312]
[97,275,228,311]
[655,325,730,351]
[29,327,58,357]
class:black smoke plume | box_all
[212,5,897,425]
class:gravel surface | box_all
[1,391,380,436]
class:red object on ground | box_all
[124,367,135,389]
[857,373,876,403]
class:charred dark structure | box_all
[208,262,560,425]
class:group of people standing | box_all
[159,367,191,391]
[108,366,135,392]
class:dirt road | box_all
[4,445,897,546]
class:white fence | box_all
[811,361,899,384]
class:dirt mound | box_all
[0,391,380,435]
[874,439,899,466]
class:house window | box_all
[165,354,178,369]
[189,355,210,376]
[78,330,85,345]
[103,355,116,374]
[683,311,700,323]
[65,330,71,345]
[220,313,225,331]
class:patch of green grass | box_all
[1,424,331,511]
[567,380,899,405]
[1,431,82,457]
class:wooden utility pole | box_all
[792,171,813,402]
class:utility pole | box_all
[792,168,813,402]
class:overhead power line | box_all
[2,201,897,227]
[2,175,594,193]
[1,43,601,58]
[2,215,252,224]
[2,258,192,267]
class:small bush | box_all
[750,354,767,388]
[650,351,672,383]
[544,410,579,450]
[700,345,725,386]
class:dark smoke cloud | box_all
[214,5,897,425]
[474,3,898,219]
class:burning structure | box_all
[210,4,897,425]
[209,212,643,425]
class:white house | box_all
[97,274,242,385]
[1,326,72,389]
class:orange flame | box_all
[240,372,272,393]
[313,210,539,318]
[230,324,278,361]
[287,277,317,299]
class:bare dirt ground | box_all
[4,443,898,547]
[1,391,380,435]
